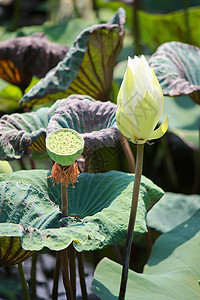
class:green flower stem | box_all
[120,134,136,173]
[84,151,92,173]
[119,143,144,300]
[30,253,37,300]
[61,248,74,300]
[61,183,68,216]
[184,0,191,44]
[18,262,30,300]
[60,183,73,299]
[78,252,88,300]
[193,120,200,193]
[132,0,142,55]
[52,252,61,300]
[69,244,76,299]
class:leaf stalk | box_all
[118,143,144,299]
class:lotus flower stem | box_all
[120,134,135,173]
[69,244,76,299]
[61,248,74,300]
[193,120,200,193]
[52,252,61,300]
[184,0,191,44]
[132,0,142,55]
[18,262,30,300]
[119,143,144,300]
[61,183,68,216]
[160,137,178,188]
[78,252,88,300]
[60,183,73,299]
[30,253,37,300]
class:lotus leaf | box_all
[47,97,120,151]
[0,169,163,255]
[20,8,125,107]
[147,192,200,233]
[149,42,200,104]
[0,34,68,92]
[0,95,120,160]
[93,209,200,299]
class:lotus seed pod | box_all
[46,129,84,166]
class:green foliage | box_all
[20,8,125,107]
[162,96,200,149]
[137,8,200,50]
[0,77,40,115]
[0,169,163,253]
[0,3,200,298]
[96,1,200,50]
[149,42,200,103]
[92,210,200,299]
[0,80,22,114]
[148,192,200,233]
[0,95,120,160]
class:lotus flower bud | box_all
[116,55,168,144]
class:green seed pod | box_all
[46,129,84,166]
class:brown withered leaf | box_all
[0,34,68,92]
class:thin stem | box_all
[60,183,73,299]
[61,248,74,300]
[18,262,30,300]
[29,157,36,169]
[120,134,136,173]
[184,0,191,44]
[52,252,61,300]
[92,0,99,19]
[18,157,26,170]
[119,143,144,300]
[73,0,81,18]
[30,253,37,300]
[132,0,142,55]
[160,137,179,188]
[61,183,68,216]
[84,151,92,173]
[77,252,88,300]
[10,0,21,31]
[69,244,76,299]
[193,120,200,193]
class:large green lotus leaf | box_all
[0,169,163,253]
[162,95,200,149]
[139,0,200,13]
[0,96,66,160]
[0,34,68,92]
[16,18,100,47]
[0,95,120,160]
[97,0,200,14]
[96,2,200,50]
[47,97,120,150]
[138,7,200,51]
[20,8,125,108]
[149,42,200,104]
[92,209,200,299]
[147,192,200,233]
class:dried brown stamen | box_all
[50,162,79,187]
